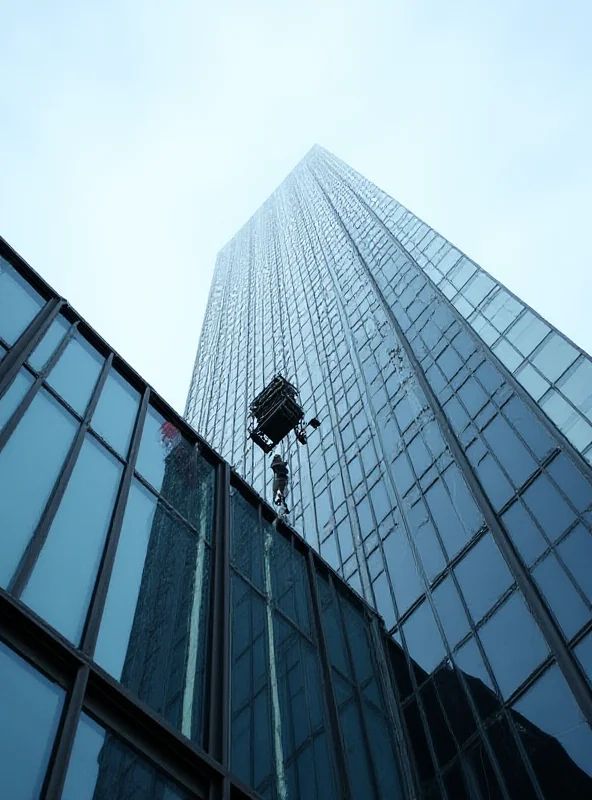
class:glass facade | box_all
[187,146,592,797]
[0,240,411,799]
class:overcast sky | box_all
[2,0,591,414]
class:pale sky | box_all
[1,0,591,414]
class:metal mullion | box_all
[208,462,231,767]
[0,321,78,455]
[80,386,149,655]
[9,353,113,598]
[42,664,90,800]
[306,552,352,800]
[0,296,63,399]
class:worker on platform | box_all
[271,454,289,514]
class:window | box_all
[27,315,70,372]
[506,312,549,357]
[522,474,576,543]
[91,369,140,456]
[0,368,34,432]
[0,257,45,345]
[46,334,104,415]
[403,600,446,673]
[62,712,193,799]
[455,535,512,623]
[21,434,122,644]
[95,481,211,743]
[479,592,549,698]
[533,553,590,639]
[0,389,78,587]
[0,641,64,799]
[532,333,578,383]
[513,666,592,778]
[432,578,471,649]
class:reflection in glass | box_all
[27,315,70,372]
[403,600,445,673]
[0,256,44,345]
[479,592,549,698]
[514,665,592,779]
[62,712,192,799]
[135,406,214,531]
[0,368,34,432]
[91,368,140,456]
[47,334,104,415]
[0,389,77,587]
[454,535,512,623]
[95,479,211,744]
[532,553,590,639]
[21,435,122,643]
[0,640,64,799]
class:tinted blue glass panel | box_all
[0,257,45,345]
[95,480,210,744]
[522,473,576,542]
[383,531,423,616]
[0,389,77,587]
[501,501,547,565]
[0,341,6,361]
[556,524,592,602]
[135,406,214,532]
[533,553,590,639]
[482,414,537,487]
[91,368,140,456]
[21,435,122,643]
[502,395,555,460]
[0,640,64,799]
[455,535,513,623]
[514,665,592,778]
[479,592,549,698]
[27,315,70,372]
[62,712,192,799]
[432,577,471,649]
[403,600,446,673]
[532,333,578,382]
[424,478,469,559]
[547,453,592,514]
[0,368,34,432]
[47,334,104,415]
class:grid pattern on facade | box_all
[186,146,592,797]
[0,239,412,800]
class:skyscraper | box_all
[187,146,592,792]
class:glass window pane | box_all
[0,640,64,799]
[479,592,549,698]
[62,712,192,799]
[559,357,592,418]
[492,339,522,371]
[463,272,495,307]
[21,435,122,643]
[556,524,592,603]
[0,368,35,432]
[513,665,592,779]
[383,530,423,616]
[432,577,471,649]
[403,600,446,673]
[506,312,549,357]
[47,334,104,415]
[455,535,513,623]
[135,406,215,532]
[501,501,547,566]
[0,389,78,587]
[515,363,549,401]
[91,369,140,456]
[27,315,70,372]
[0,257,45,345]
[547,453,592,513]
[522,473,576,542]
[482,414,537,487]
[532,333,578,383]
[533,553,590,639]
[94,481,210,744]
[541,390,592,450]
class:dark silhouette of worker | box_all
[271,455,289,513]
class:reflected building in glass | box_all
[187,145,592,796]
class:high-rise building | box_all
[186,146,592,795]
